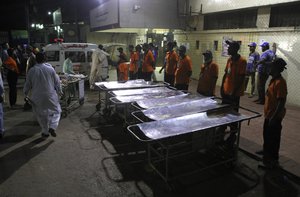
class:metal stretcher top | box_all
[109,87,176,97]
[110,91,185,104]
[95,79,167,91]
[134,98,227,121]
[128,108,260,141]
[134,93,207,109]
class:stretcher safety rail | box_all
[131,97,228,122]
[133,93,207,110]
[127,107,261,142]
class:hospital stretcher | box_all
[60,74,86,117]
[127,105,261,188]
[94,80,168,114]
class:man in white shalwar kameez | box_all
[89,44,110,89]
[24,52,62,138]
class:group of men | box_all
[0,39,288,170]
[194,40,286,169]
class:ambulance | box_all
[44,42,99,76]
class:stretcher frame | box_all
[127,106,261,188]
[60,78,85,118]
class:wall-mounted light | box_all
[48,11,52,15]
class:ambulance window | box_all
[87,51,93,62]
[65,51,86,63]
[45,51,59,61]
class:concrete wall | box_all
[188,0,300,14]
[87,31,136,47]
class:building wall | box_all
[189,0,300,14]
[86,31,136,47]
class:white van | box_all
[44,42,98,75]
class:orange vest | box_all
[223,56,247,96]
[264,76,287,119]
[119,63,129,81]
[175,55,192,85]
[142,50,154,73]
[129,52,138,72]
[165,50,179,75]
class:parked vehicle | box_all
[44,42,98,75]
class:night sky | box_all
[0,0,100,30]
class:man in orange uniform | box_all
[197,50,219,96]
[159,41,178,87]
[128,45,138,80]
[220,40,247,146]
[175,45,192,91]
[117,47,127,81]
[261,58,287,168]
[118,55,129,81]
[4,48,20,108]
[142,43,154,81]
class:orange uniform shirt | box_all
[223,56,247,97]
[4,57,19,74]
[175,55,192,85]
[118,63,129,81]
[264,76,287,120]
[142,50,154,73]
[129,51,138,72]
[165,50,179,75]
[197,61,219,95]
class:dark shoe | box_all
[256,101,264,105]
[253,99,260,102]
[255,150,264,155]
[41,133,50,138]
[49,128,57,137]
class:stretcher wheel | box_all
[79,98,84,105]
[61,111,68,118]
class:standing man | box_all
[89,44,110,89]
[254,42,274,104]
[24,52,62,138]
[4,48,20,108]
[221,40,247,109]
[63,52,76,74]
[262,58,287,168]
[149,43,158,81]
[245,42,260,98]
[117,47,127,81]
[220,40,247,146]
[159,41,178,87]
[128,45,138,80]
[26,46,37,75]
[174,45,192,91]
[142,43,154,81]
[135,45,143,79]
[197,50,219,96]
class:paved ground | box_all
[0,70,299,196]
